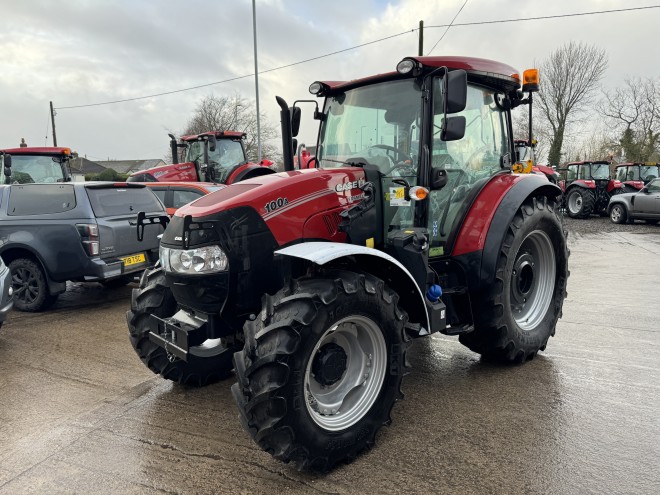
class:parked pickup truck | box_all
[0,182,167,311]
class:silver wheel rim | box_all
[611,206,622,222]
[510,230,556,331]
[304,315,387,431]
[568,191,582,214]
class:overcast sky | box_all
[1,0,658,162]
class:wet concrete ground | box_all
[1,227,659,494]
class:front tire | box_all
[126,267,236,386]
[566,188,595,218]
[9,258,58,312]
[610,204,627,224]
[460,196,569,362]
[232,270,409,471]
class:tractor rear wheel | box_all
[127,267,236,386]
[231,270,409,472]
[460,196,569,363]
[566,188,595,218]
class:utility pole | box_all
[252,0,262,161]
[49,101,58,147]
[418,20,423,56]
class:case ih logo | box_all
[335,179,365,192]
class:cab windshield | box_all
[640,165,659,181]
[590,163,610,180]
[8,155,67,184]
[318,79,421,174]
[185,139,246,183]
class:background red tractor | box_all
[0,146,75,184]
[614,162,660,193]
[127,130,275,184]
[128,56,569,471]
[559,161,624,218]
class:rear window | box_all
[86,186,164,218]
[8,184,76,216]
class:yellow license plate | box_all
[121,253,146,266]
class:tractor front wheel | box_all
[460,196,569,363]
[232,270,409,472]
[566,188,595,219]
[127,267,236,386]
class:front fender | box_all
[275,242,429,332]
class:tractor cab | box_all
[615,162,660,192]
[286,57,539,259]
[127,131,274,184]
[0,147,74,184]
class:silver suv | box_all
[608,178,660,224]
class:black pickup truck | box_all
[0,182,167,311]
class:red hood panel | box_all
[177,168,368,245]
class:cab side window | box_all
[172,189,203,209]
[567,166,577,181]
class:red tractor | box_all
[614,162,660,193]
[559,161,624,218]
[513,139,558,183]
[0,146,75,184]
[127,130,275,184]
[128,56,568,471]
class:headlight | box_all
[160,245,228,274]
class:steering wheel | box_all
[368,144,410,164]
[41,176,60,183]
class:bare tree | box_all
[598,77,660,161]
[536,42,608,166]
[182,94,281,163]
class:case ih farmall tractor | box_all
[127,130,275,184]
[127,56,569,471]
[559,161,624,218]
[614,162,660,193]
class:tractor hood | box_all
[172,167,368,246]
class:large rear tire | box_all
[231,270,409,472]
[566,188,595,219]
[460,196,569,363]
[126,267,236,386]
[9,258,59,312]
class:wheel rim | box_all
[510,230,556,331]
[12,267,40,305]
[567,191,582,214]
[611,206,622,222]
[304,315,387,431]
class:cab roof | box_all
[1,146,74,156]
[180,131,246,142]
[319,56,521,94]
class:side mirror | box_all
[3,153,11,171]
[441,116,466,141]
[641,187,649,193]
[445,69,467,114]
[291,106,301,137]
[207,134,217,153]
[430,167,448,190]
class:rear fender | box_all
[454,176,562,291]
[275,242,429,332]
[568,180,596,190]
